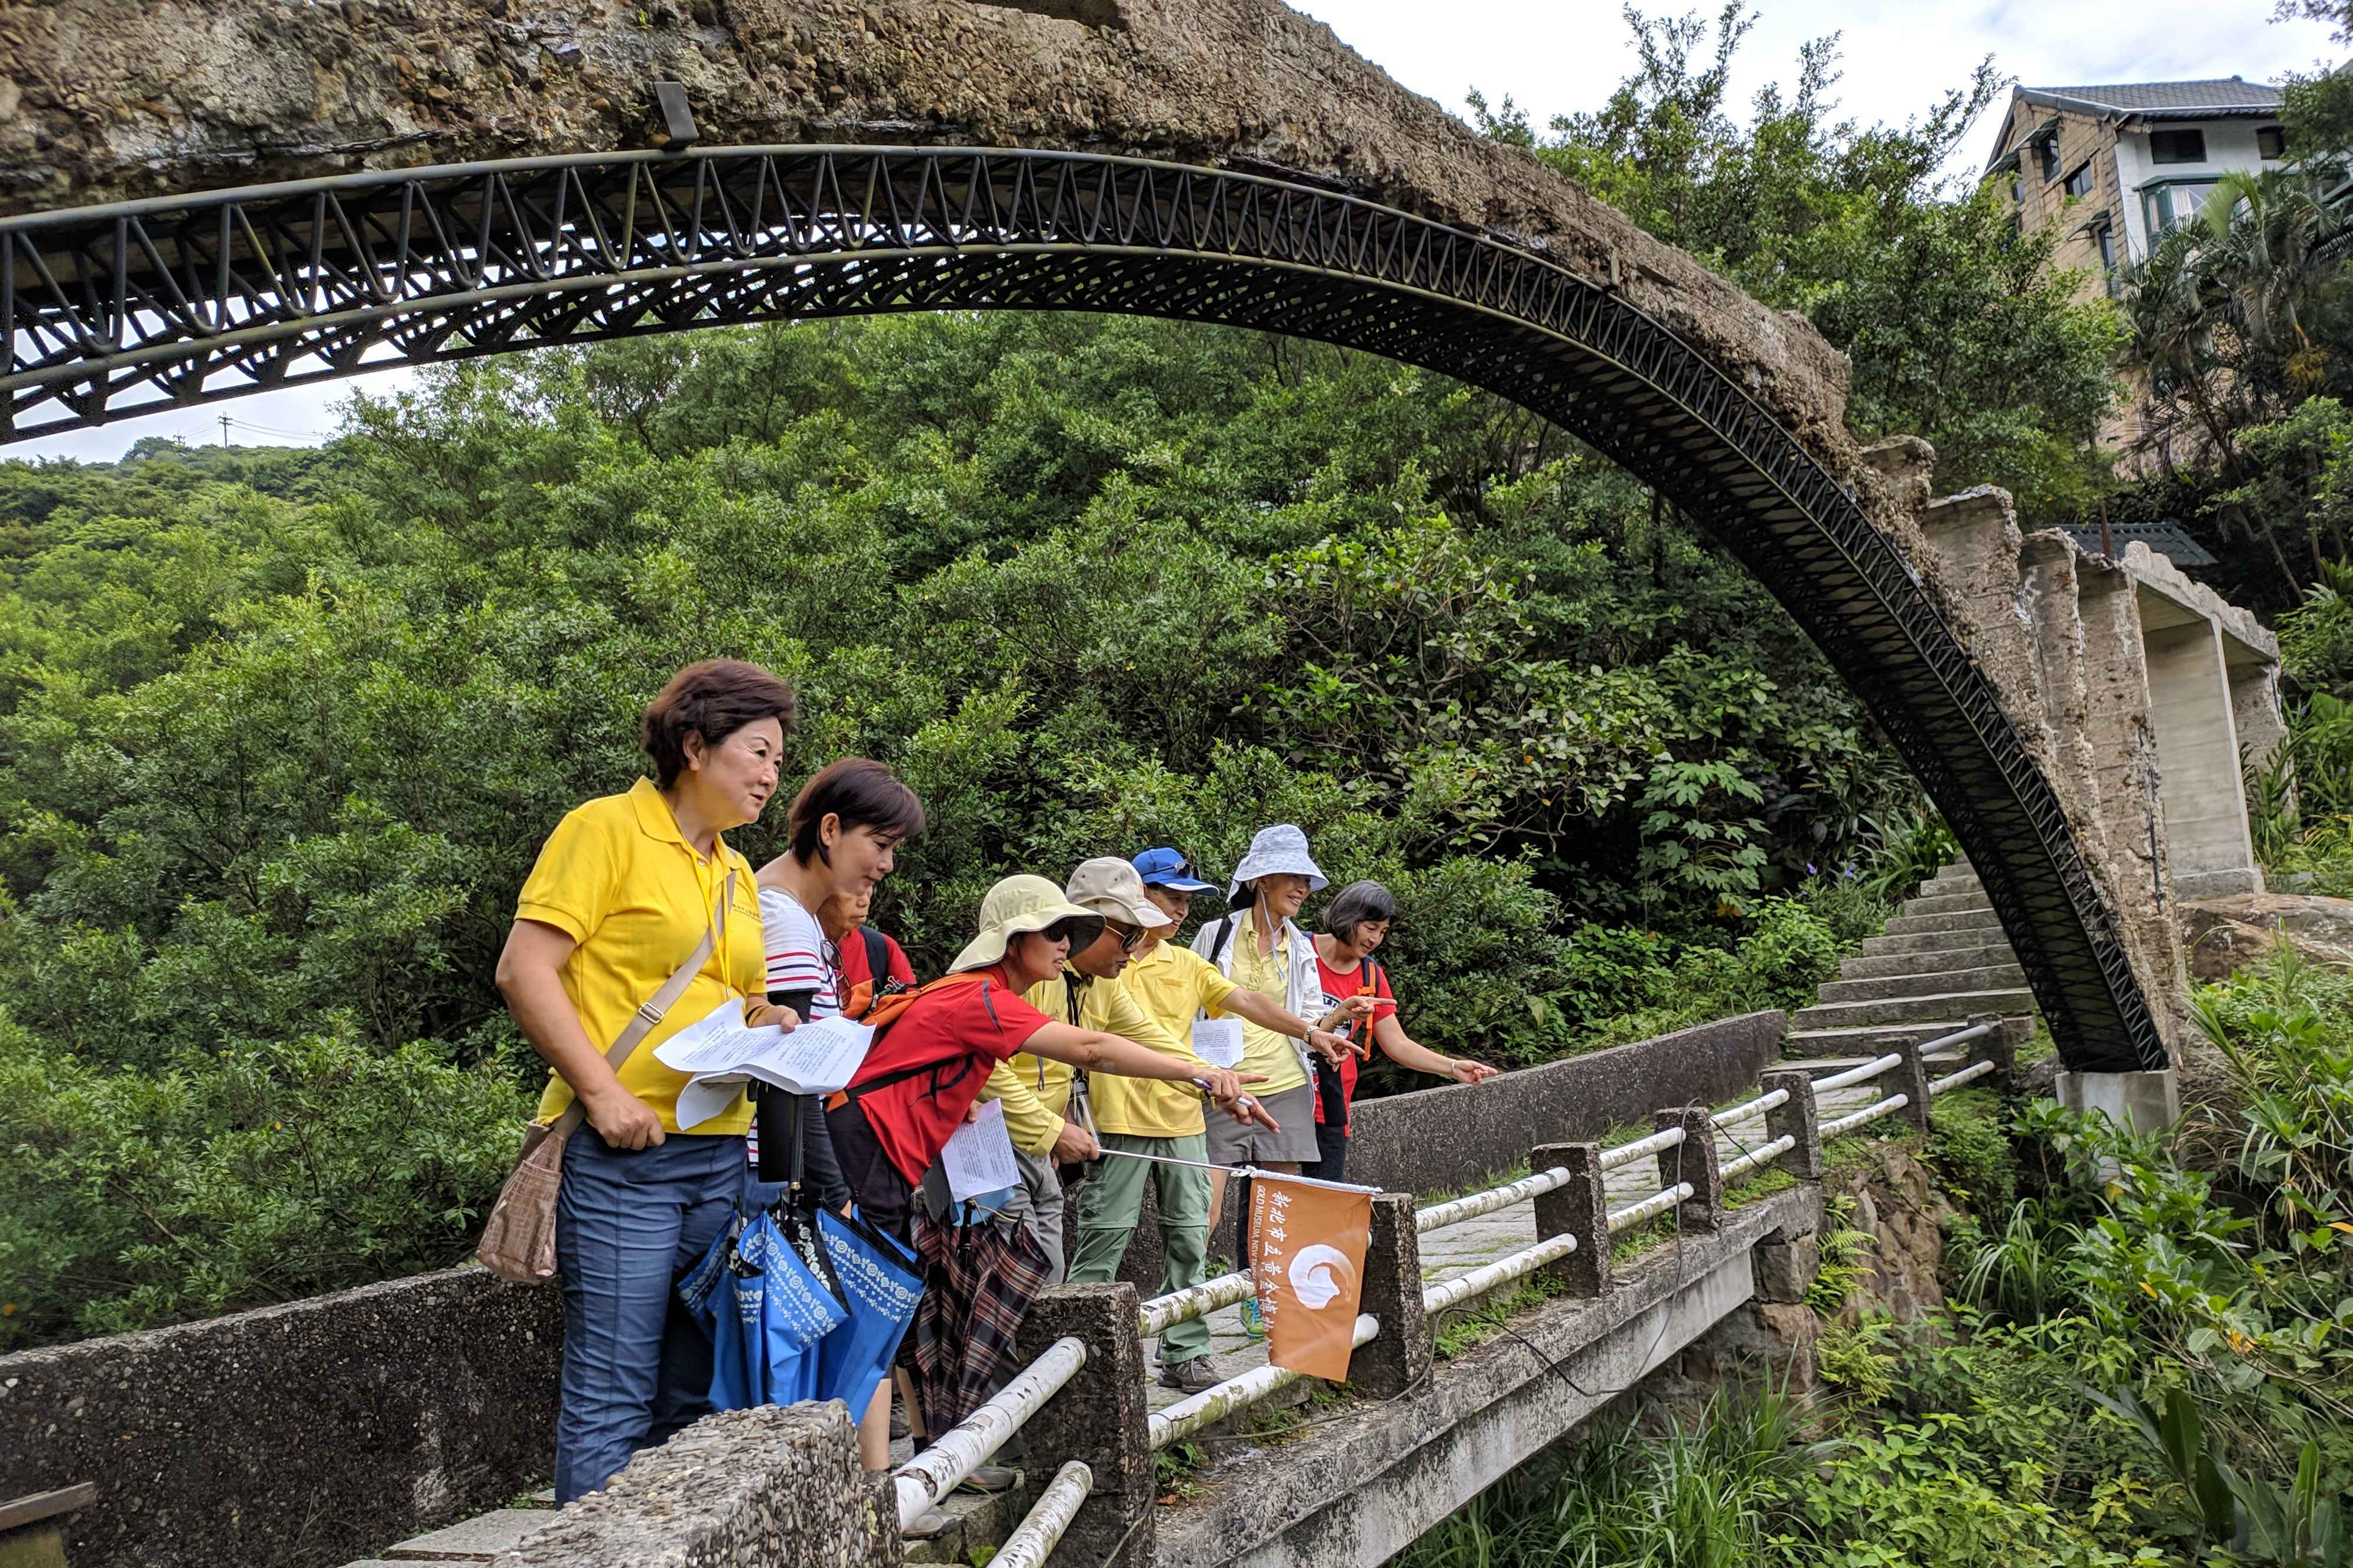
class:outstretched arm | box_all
[1216,986,1356,1064]
[1021,1022,1277,1128]
[1371,1013,1498,1085]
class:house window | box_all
[2259,125,2287,160]
[2064,161,2095,198]
[2150,128,2208,164]
[2143,180,2219,236]
[2098,225,2118,296]
[2037,136,2061,181]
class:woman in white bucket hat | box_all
[1189,825,1375,1311]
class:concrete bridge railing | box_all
[506,1015,2022,1568]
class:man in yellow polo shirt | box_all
[968,859,1202,1283]
[1081,848,1352,1387]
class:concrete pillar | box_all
[507,1404,878,1568]
[1013,1284,1153,1568]
[1759,1068,1822,1185]
[1531,1142,1610,1298]
[2056,1068,2182,1135]
[2077,556,2190,1051]
[2143,612,2261,898]
[1350,1193,1430,1400]
[1655,1107,1722,1234]
[1916,488,2046,736]
[1888,1038,1935,1135]
[2229,654,2289,791]
[2020,530,2110,854]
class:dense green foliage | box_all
[1471,5,2125,515]
[0,315,1911,1347]
[1402,951,2353,1567]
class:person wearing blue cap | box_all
[1071,846,1354,1387]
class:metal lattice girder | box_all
[0,145,2166,1072]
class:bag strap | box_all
[551,866,734,1137]
[1208,915,1236,967]
[861,926,890,992]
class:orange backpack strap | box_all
[824,972,992,1110]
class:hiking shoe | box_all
[1158,1355,1224,1394]
[1238,1298,1266,1339]
[956,1465,1021,1495]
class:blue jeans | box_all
[554,1128,747,1504]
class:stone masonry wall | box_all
[0,1267,563,1568]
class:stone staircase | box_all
[1785,858,2036,1058]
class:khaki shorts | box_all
[1203,1080,1322,1166]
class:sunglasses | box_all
[1106,920,1147,952]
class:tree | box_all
[1472,5,2124,514]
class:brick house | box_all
[1982,78,2289,305]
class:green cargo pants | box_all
[1066,1132,1213,1364]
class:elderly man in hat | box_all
[969,858,1281,1289]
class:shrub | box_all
[0,1014,525,1349]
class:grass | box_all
[1415,1160,1532,1208]
[1431,1270,1569,1359]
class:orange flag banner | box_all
[1246,1173,1374,1382]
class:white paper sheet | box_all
[655,999,875,1131]
[940,1099,1021,1202]
[1191,1016,1246,1069]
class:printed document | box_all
[940,1099,1021,1202]
[1192,1016,1246,1069]
[656,998,874,1130]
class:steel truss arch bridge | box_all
[0,143,2167,1073]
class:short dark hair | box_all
[787,757,927,864]
[640,660,798,788]
[1325,880,1398,943]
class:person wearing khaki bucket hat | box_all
[949,860,1280,1286]
[825,872,1269,1468]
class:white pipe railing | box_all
[1919,1021,1992,1054]
[1810,1052,1901,1093]
[1138,1269,1253,1336]
[1820,1093,1911,1140]
[992,1462,1093,1568]
[1148,1315,1380,1450]
[1719,1133,1797,1184]
[1710,1087,1789,1129]
[1599,1125,1684,1171]
[1929,1059,1997,1096]
[893,1335,1088,1531]
[1415,1166,1570,1233]
[1606,1181,1694,1234]
[1420,1233,1579,1316]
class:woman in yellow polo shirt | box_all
[494,659,798,1505]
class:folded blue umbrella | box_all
[738,1205,848,1406]
[679,1213,764,1411]
[814,1206,925,1417]
[682,1207,848,1411]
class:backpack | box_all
[822,972,998,1113]
[839,925,913,1022]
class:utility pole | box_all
[219,413,231,448]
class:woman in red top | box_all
[825,873,1272,1469]
[1303,881,1501,1184]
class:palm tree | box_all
[2198,168,2353,394]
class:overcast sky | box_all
[10,0,2345,465]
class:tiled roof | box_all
[2020,78,2283,113]
[2056,519,2219,567]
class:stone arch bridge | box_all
[2,0,2176,1073]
